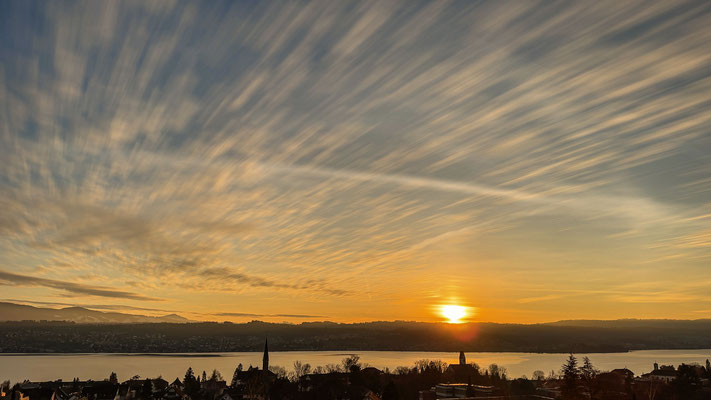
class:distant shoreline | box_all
[3,320,711,354]
[2,348,711,356]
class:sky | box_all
[1,0,710,324]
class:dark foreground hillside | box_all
[2,319,711,353]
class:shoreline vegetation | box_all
[3,354,711,400]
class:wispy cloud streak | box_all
[0,0,710,321]
[0,270,162,301]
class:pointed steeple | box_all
[262,337,269,371]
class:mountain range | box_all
[0,302,190,323]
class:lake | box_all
[1,349,710,383]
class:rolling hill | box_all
[0,302,190,323]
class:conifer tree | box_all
[579,357,598,398]
[184,367,199,398]
[561,354,579,399]
[142,379,152,398]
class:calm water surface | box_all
[1,350,710,383]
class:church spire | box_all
[262,337,269,371]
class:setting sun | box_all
[440,305,468,324]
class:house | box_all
[159,386,188,400]
[360,367,382,376]
[348,386,380,400]
[113,384,131,400]
[81,381,118,400]
[52,388,85,400]
[640,364,676,383]
[299,372,349,393]
[17,382,53,400]
[610,368,634,378]
[231,368,276,387]
[429,383,497,398]
[214,388,240,400]
[199,379,226,400]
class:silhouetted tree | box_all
[185,367,195,381]
[488,363,507,380]
[292,360,311,381]
[142,379,152,398]
[394,366,410,375]
[231,370,238,387]
[325,363,341,373]
[183,367,199,398]
[244,374,264,400]
[209,369,223,381]
[469,362,480,374]
[642,376,661,400]
[561,354,579,399]
[108,372,118,384]
[672,364,700,399]
[579,356,598,398]
[231,364,244,386]
[269,365,288,380]
[341,355,361,372]
[532,370,545,381]
[414,359,447,374]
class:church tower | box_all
[459,351,466,365]
[263,338,269,371]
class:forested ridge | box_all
[3,319,711,353]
